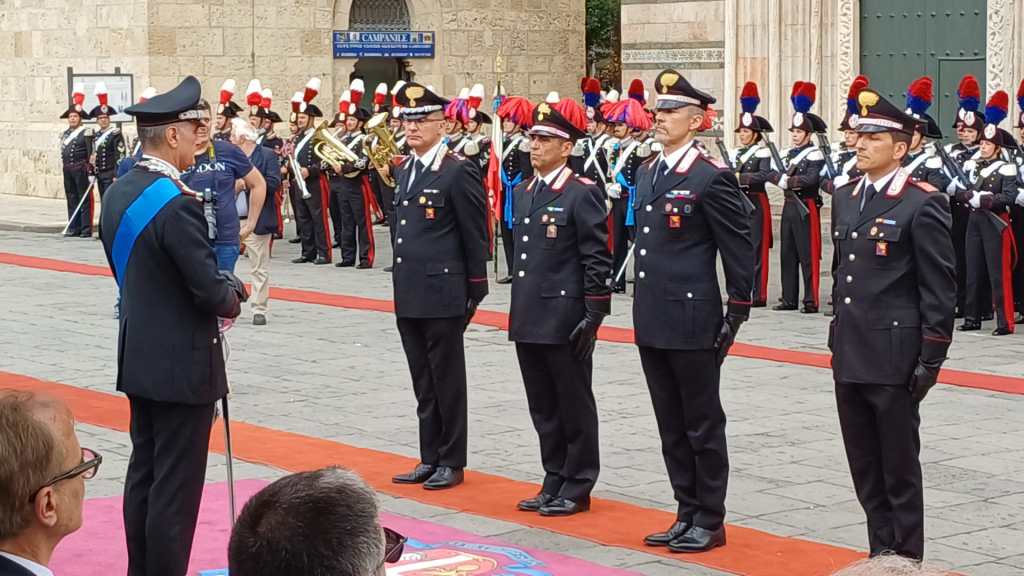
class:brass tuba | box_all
[362,112,399,187]
[312,123,361,177]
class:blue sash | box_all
[618,172,637,226]
[111,177,180,287]
[501,168,523,228]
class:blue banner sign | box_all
[333,30,435,58]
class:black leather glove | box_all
[569,310,604,360]
[220,271,250,303]
[907,361,941,402]
[464,299,479,332]
[714,314,745,365]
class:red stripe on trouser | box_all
[360,176,376,266]
[758,194,772,301]
[1000,215,1015,332]
[606,212,615,252]
[806,199,821,308]
[318,174,333,263]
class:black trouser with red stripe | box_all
[951,200,971,314]
[296,175,331,261]
[1012,205,1024,315]
[610,197,630,291]
[779,196,821,308]
[335,176,374,266]
[63,164,91,236]
[965,210,1015,332]
[328,178,343,247]
[750,192,772,304]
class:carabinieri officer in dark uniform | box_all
[830,89,955,560]
[733,81,775,307]
[98,76,249,576]
[634,70,754,553]
[60,86,94,238]
[509,97,612,517]
[89,83,126,239]
[389,83,490,490]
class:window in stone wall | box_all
[349,0,411,31]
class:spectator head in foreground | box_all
[832,554,949,576]
[229,467,406,576]
[0,391,100,572]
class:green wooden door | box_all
[859,0,986,140]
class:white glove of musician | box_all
[606,183,623,200]
[777,175,789,190]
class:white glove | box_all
[969,192,992,209]
[1016,189,1024,208]
[777,174,789,190]
[606,183,622,199]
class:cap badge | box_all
[849,115,859,129]
[405,85,424,108]
[659,72,679,94]
[536,102,550,120]
[984,124,996,139]
[963,111,975,126]
[742,112,752,127]
[858,91,879,116]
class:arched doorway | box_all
[347,0,414,109]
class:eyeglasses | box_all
[29,447,102,502]
[379,526,406,567]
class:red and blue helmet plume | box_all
[627,79,645,105]
[906,76,933,116]
[985,90,1009,126]
[601,98,652,131]
[496,96,534,128]
[957,75,980,112]
[791,81,816,113]
[740,81,760,114]
[583,77,601,109]
[1017,78,1024,112]
[846,75,869,116]
[444,97,471,124]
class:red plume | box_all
[958,75,980,99]
[799,82,817,105]
[496,96,534,128]
[580,77,592,93]
[628,78,645,104]
[552,98,587,133]
[790,81,804,99]
[699,106,717,132]
[847,75,869,100]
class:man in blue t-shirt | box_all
[181,100,266,271]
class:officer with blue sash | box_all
[98,75,248,576]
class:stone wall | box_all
[1,0,584,198]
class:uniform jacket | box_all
[821,145,862,194]
[903,148,950,193]
[99,166,240,404]
[508,166,613,344]
[771,143,825,202]
[293,126,323,188]
[60,126,92,168]
[631,144,754,350]
[607,137,650,192]
[957,158,1019,214]
[569,134,611,191]
[93,126,126,175]
[391,148,490,318]
[733,143,773,195]
[829,169,955,386]
[328,131,369,191]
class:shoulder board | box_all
[837,175,864,192]
[925,156,942,169]
[640,154,659,167]
[449,151,466,161]
[755,147,771,159]
[518,139,531,153]
[571,140,586,157]
[651,142,664,153]
[84,128,94,136]
[999,163,1017,176]
[576,176,595,185]
[911,179,938,193]
[807,149,824,161]
[700,154,729,170]
[636,143,652,157]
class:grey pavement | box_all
[1,224,1023,575]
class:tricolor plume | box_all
[906,76,933,116]
[349,78,364,105]
[139,87,157,103]
[219,79,236,105]
[445,96,471,124]
[846,75,869,116]
[303,77,321,103]
[390,79,406,110]
[740,81,760,114]
[245,79,263,106]
[468,84,485,111]
[291,91,303,114]
[583,77,601,108]
[260,88,272,109]
[374,83,388,107]
[957,75,980,112]
[338,89,352,115]
[628,79,645,104]
[496,96,534,128]
[553,98,588,133]
[94,82,109,107]
[791,81,816,113]
[601,98,652,131]
[985,90,1009,126]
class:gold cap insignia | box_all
[858,91,879,117]
[537,102,550,120]
[405,85,425,108]
[659,72,679,94]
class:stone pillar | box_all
[986,0,1014,98]
[835,0,858,130]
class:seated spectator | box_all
[0,391,101,576]
[833,554,949,575]
[229,467,405,576]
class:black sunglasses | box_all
[381,526,406,566]
[29,447,102,502]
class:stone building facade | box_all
[622,0,1023,148]
[1,0,584,198]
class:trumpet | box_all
[312,123,361,177]
[363,112,399,187]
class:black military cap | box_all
[255,108,282,123]
[125,76,208,127]
[980,123,1018,150]
[852,89,918,135]
[736,112,773,134]
[653,69,715,111]
[469,110,492,125]
[351,107,371,122]
[395,82,449,120]
[916,113,943,140]
[89,104,114,118]
[528,100,586,141]
[219,101,242,118]
[298,103,323,118]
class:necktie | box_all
[408,159,427,192]
[860,182,876,213]
[653,158,666,188]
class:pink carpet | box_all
[52,480,640,575]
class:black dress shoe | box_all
[291,256,312,263]
[496,275,513,284]
[423,466,464,490]
[383,265,393,272]
[517,493,556,512]
[772,303,798,311]
[538,496,590,517]
[313,257,330,265]
[823,308,834,317]
[992,327,1013,336]
[668,525,726,553]
[63,231,78,237]
[252,313,267,326]
[643,520,691,547]
[335,261,355,268]
[957,320,981,331]
[357,261,373,269]
[392,463,436,484]
[288,237,301,244]
[79,232,93,238]
[800,305,819,314]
